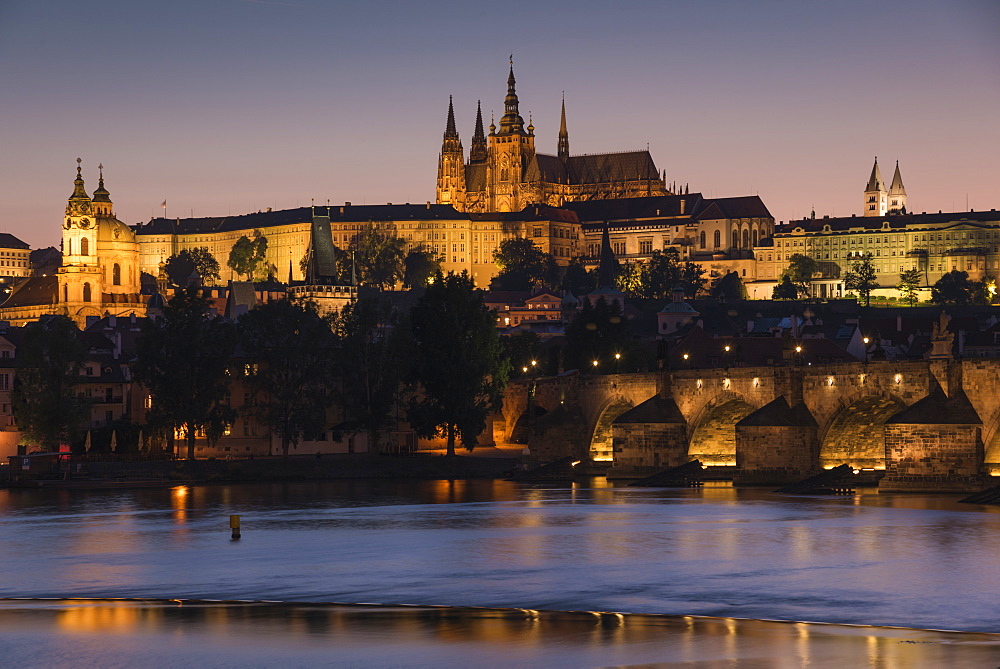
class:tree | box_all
[11,316,89,451]
[407,272,509,456]
[844,253,879,306]
[228,229,269,281]
[165,247,221,287]
[931,270,988,305]
[331,295,410,451]
[403,246,443,289]
[563,297,630,373]
[238,300,335,457]
[616,261,645,298]
[501,331,543,377]
[492,238,552,291]
[562,257,596,295]
[772,275,798,300]
[680,261,708,297]
[352,222,406,290]
[897,268,922,307]
[782,254,818,298]
[134,288,237,459]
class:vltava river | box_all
[2,479,999,631]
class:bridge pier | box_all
[880,387,990,493]
[733,396,821,486]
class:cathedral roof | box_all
[466,163,488,192]
[0,275,57,309]
[566,150,660,184]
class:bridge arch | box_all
[589,397,636,462]
[819,390,907,470]
[979,408,1000,474]
[687,391,758,466]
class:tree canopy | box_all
[165,247,221,287]
[931,270,988,305]
[133,288,237,459]
[238,299,335,457]
[406,272,509,456]
[771,275,798,300]
[897,268,922,307]
[844,253,878,306]
[563,297,631,373]
[331,295,411,451]
[227,229,270,281]
[492,238,557,290]
[403,246,443,289]
[351,222,406,290]
[782,254,818,297]
[11,316,89,451]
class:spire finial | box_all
[76,157,82,178]
[558,93,569,161]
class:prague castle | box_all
[437,63,668,212]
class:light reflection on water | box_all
[2,599,999,668]
[1,480,1000,634]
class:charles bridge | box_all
[499,359,1000,492]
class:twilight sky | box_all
[2,0,998,250]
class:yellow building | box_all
[0,162,146,327]
[135,203,582,289]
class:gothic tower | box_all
[557,93,569,162]
[864,157,888,217]
[488,61,535,212]
[888,160,907,214]
[59,159,103,312]
[436,96,466,209]
[469,100,487,164]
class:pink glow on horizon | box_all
[2,0,998,250]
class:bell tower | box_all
[59,159,103,315]
[488,59,535,212]
[864,157,888,217]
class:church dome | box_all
[97,217,137,243]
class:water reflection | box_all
[2,599,998,668]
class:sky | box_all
[1,0,998,250]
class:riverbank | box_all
[3,452,521,489]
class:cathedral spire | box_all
[444,95,458,140]
[558,92,569,161]
[498,57,526,135]
[470,100,487,164]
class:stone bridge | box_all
[500,359,1000,492]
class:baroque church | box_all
[0,161,146,327]
[437,63,669,213]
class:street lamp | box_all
[592,359,599,371]
[614,352,621,373]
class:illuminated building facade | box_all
[437,63,669,213]
[0,162,146,327]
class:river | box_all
[2,479,999,666]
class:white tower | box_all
[888,160,907,214]
[864,157,887,217]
